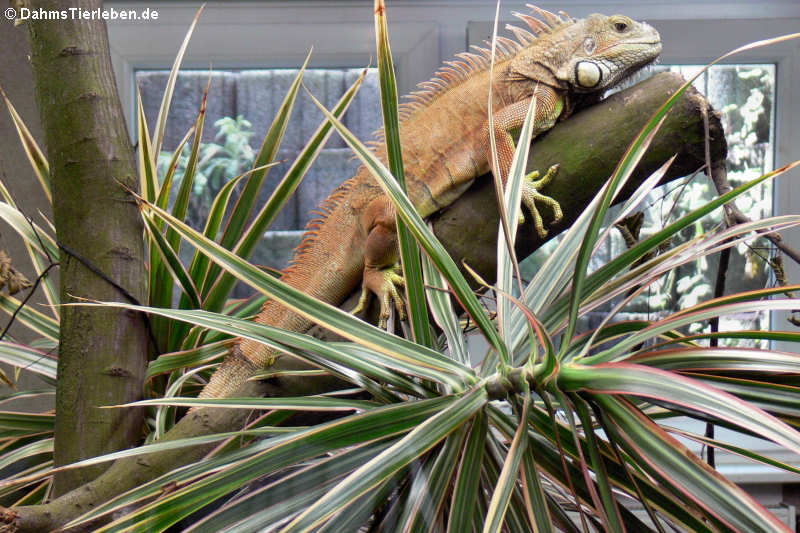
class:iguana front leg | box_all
[351,195,406,329]
[489,90,565,237]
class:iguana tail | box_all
[198,175,370,399]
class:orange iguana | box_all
[200,6,662,399]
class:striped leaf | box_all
[281,387,487,532]
[202,62,364,312]
[374,0,433,346]
[597,396,790,533]
[0,87,51,203]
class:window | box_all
[466,10,800,487]
[468,18,786,341]
[638,64,774,337]
[581,64,776,340]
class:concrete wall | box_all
[137,67,382,288]
[0,21,56,410]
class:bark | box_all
[25,0,149,495]
[2,73,725,531]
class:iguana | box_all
[200,6,662,399]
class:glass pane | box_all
[640,64,774,341]
[522,64,776,345]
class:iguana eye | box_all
[611,17,630,32]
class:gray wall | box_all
[137,68,382,287]
[0,21,57,409]
[137,68,381,232]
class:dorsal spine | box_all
[394,5,574,123]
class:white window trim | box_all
[106,1,800,484]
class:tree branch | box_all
[432,72,726,282]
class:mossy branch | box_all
[432,72,726,282]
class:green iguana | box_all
[200,6,662,399]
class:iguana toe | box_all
[351,263,406,329]
[521,164,562,238]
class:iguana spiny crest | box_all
[398,5,661,124]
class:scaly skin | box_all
[200,6,662,399]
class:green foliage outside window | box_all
[157,115,256,229]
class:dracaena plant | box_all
[1,4,800,533]
[0,6,365,503]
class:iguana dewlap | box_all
[200,6,662,398]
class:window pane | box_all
[522,64,776,344]
[642,64,774,340]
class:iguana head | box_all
[562,14,662,91]
[506,10,662,94]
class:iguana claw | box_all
[519,164,563,238]
[351,263,406,329]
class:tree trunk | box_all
[26,0,149,495]
[2,73,725,531]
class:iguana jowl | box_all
[200,6,662,398]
